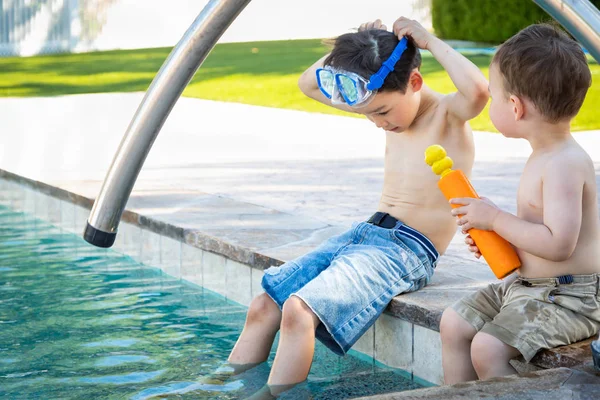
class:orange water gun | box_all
[425,145,520,279]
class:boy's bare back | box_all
[517,139,600,277]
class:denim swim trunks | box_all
[262,212,439,355]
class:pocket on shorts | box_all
[390,230,411,250]
[390,229,432,269]
[504,284,554,310]
[550,284,599,314]
[385,230,430,285]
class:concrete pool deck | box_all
[1,93,599,389]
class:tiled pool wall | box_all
[0,176,444,385]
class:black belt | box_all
[367,212,400,228]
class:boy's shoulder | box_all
[414,92,448,119]
[424,92,477,129]
[525,139,594,189]
[543,140,593,171]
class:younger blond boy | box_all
[440,23,600,384]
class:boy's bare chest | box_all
[384,126,474,176]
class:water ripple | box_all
[0,204,422,399]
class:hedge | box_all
[432,0,600,43]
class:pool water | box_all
[0,205,422,399]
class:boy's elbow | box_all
[471,83,490,109]
[546,250,571,262]
[297,73,306,91]
[457,83,488,119]
[546,241,577,262]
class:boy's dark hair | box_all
[493,23,591,123]
[324,30,421,94]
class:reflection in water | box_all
[0,205,422,399]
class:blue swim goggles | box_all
[316,37,408,108]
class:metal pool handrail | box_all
[83,0,252,247]
[534,0,600,63]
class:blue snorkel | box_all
[366,37,409,91]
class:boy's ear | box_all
[510,94,524,121]
[409,71,423,93]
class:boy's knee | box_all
[280,296,317,332]
[247,293,281,325]
[470,332,510,376]
[440,308,476,344]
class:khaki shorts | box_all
[452,273,600,362]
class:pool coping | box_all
[357,366,600,399]
[0,168,447,326]
[0,167,595,376]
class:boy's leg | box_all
[228,293,282,368]
[440,308,479,384]
[239,224,356,369]
[470,332,519,380]
[441,278,514,384]
[267,296,321,393]
[471,275,600,381]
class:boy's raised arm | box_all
[393,17,489,122]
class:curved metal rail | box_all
[83,0,252,247]
[534,0,600,62]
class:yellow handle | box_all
[425,145,454,177]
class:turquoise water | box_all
[0,205,422,399]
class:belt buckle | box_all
[369,212,387,226]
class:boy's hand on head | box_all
[464,234,482,259]
[359,19,387,32]
[450,197,501,233]
[392,17,433,50]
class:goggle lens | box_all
[336,74,360,105]
[316,69,335,99]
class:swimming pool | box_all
[0,204,423,399]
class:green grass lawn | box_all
[1,39,598,132]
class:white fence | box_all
[0,0,431,57]
[0,0,118,56]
